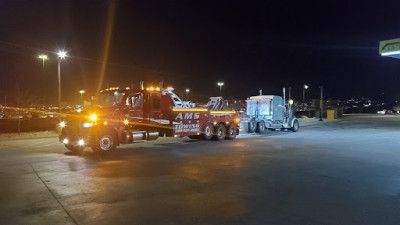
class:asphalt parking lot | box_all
[1,114,400,225]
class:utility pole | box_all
[319,86,323,121]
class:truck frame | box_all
[59,87,240,154]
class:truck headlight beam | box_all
[90,114,97,121]
[78,139,85,146]
[63,138,69,144]
[59,121,66,128]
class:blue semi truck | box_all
[240,89,299,133]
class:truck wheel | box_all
[213,124,226,141]
[201,123,214,140]
[225,124,237,140]
[256,121,265,133]
[248,120,256,133]
[92,133,117,153]
[291,120,299,132]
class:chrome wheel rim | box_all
[100,135,113,151]
[205,126,212,136]
[218,128,223,137]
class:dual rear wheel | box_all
[201,123,237,141]
[248,120,265,133]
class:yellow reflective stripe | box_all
[210,111,236,114]
[172,108,208,112]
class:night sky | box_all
[1,0,400,105]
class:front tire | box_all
[291,120,299,132]
[92,132,117,153]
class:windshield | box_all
[99,91,126,107]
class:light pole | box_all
[79,90,85,104]
[57,50,67,107]
[302,84,309,103]
[38,54,48,105]
[217,82,224,96]
[319,86,324,121]
[185,89,190,101]
[38,54,48,69]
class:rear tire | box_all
[213,124,226,141]
[248,120,256,133]
[201,123,214,140]
[92,132,117,154]
[256,121,265,133]
[291,120,299,132]
[225,124,237,140]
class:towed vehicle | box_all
[240,88,299,133]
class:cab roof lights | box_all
[105,87,120,91]
[146,87,161,91]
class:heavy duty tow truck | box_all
[59,87,240,153]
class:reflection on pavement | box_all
[77,149,250,223]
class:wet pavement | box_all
[1,115,400,225]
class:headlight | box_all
[78,139,85,146]
[82,122,93,128]
[89,114,97,121]
[59,121,66,128]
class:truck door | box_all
[126,93,144,121]
[150,92,162,120]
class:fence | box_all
[0,118,59,133]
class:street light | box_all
[57,51,67,59]
[185,89,190,101]
[38,54,49,105]
[303,84,309,103]
[57,50,67,106]
[79,90,85,104]
[217,82,224,96]
[38,54,48,68]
